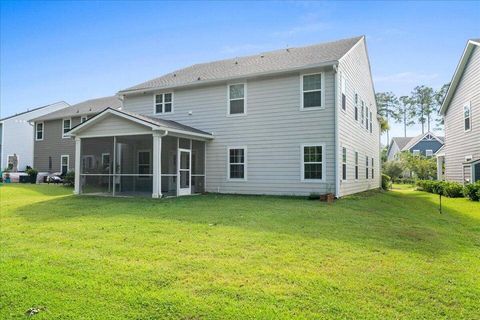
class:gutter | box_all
[333,63,340,198]
[118,60,339,96]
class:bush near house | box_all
[63,171,75,187]
[381,174,392,190]
[416,180,464,198]
[463,182,480,201]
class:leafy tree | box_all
[397,96,415,137]
[399,152,437,180]
[434,83,450,130]
[376,92,400,143]
[383,161,404,179]
[410,86,435,134]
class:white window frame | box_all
[371,157,374,179]
[426,149,433,157]
[137,149,152,178]
[354,93,358,121]
[464,101,471,132]
[60,155,69,173]
[81,116,88,123]
[300,73,325,110]
[35,122,44,141]
[227,83,247,117]
[355,151,359,181]
[301,143,326,182]
[342,147,347,181]
[413,150,420,156]
[62,118,71,138]
[365,106,369,130]
[361,100,365,125]
[365,156,369,179]
[153,92,174,115]
[369,110,373,133]
[340,74,347,112]
[227,146,247,181]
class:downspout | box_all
[333,63,340,198]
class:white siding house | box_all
[68,36,380,198]
[0,101,69,171]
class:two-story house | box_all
[31,96,121,175]
[0,101,68,172]
[387,132,444,161]
[68,36,380,198]
[438,39,480,183]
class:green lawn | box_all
[1,184,479,319]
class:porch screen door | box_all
[178,149,191,196]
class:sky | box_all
[1,1,479,145]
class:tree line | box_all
[376,83,449,143]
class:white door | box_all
[178,149,191,196]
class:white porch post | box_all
[152,132,162,198]
[436,156,444,181]
[74,137,81,194]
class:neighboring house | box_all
[387,132,444,161]
[0,101,69,171]
[31,96,122,174]
[438,39,480,184]
[68,36,380,198]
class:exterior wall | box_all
[123,68,337,196]
[34,117,80,173]
[337,39,381,196]
[77,114,153,137]
[1,101,68,171]
[387,142,400,161]
[444,45,480,183]
[408,139,443,156]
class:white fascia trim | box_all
[118,61,338,96]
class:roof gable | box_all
[440,39,480,115]
[119,36,363,94]
[402,132,444,151]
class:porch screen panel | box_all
[80,137,114,196]
[161,136,178,196]
[192,140,205,193]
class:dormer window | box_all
[154,93,173,114]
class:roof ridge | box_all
[0,101,69,122]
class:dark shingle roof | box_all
[119,36,363,93]
[32,96,122,121]
[392,137,414,150]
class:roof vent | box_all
[286,48,290,52]
[235,61,238,65]
[260,55,264,58]
[197,77,201,80]
[173,73,176,77]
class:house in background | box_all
[0,101,69,171]
[31,96,122,175]
[438,39,480,183]
[387,132,444,161]
[68,36,380,198]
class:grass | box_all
[0,184,479,319]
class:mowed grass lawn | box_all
[1,184,479,319]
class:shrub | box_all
[383,161,404,180]
[463,182,480,201]
[64,171,75,187]
[26,168,38,184]
[417,180,464,198]
[393,177,415,185]
[382,174,392,190]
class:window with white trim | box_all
[365,106,369,130]
[413,150,420,156]
[369,110,373,133]
[341,74,346,111]
[426,149,433,157]
[342,147,347,180]
[228,147,246,179]
[464,101,471,131]
[62,119,71,138]
[154,93,173,114]
[36,122,44,141]
[365,156,369,179]
[302,144,324,180]
[354,93,358,121]
[355,151,359,180]
[81,116,88,123]
[361,100,365,125]
[228,84,245,115]
[137,151,151,176]
[302,74,323,109]
[371,157,374,179]
[61,155,69,174]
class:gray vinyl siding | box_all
[337,39,381,196]
[123,68,337,196]
[82,116,152,137]
[33,118,80,173]
[444,45,480,183]
[387,142,401,161]
[408,139,443,156]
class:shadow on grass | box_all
[9,187,480,257]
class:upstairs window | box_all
[341,74,346,111]
[413,150,420,156]
[355,151,359,180]
[426,149,433,157]
[36,122,44,141]
[62,119,71,138]
[154,93,173,114]
[365,106,369,130]
[361,100,365,125]
[228,147,246,180]
[302,144,324,181]
[369,110,373,133]
[228,84,246,115]
[342,147,347,180]
[301,73,323,109]
[464,101,471,131]
[354,93,358,121]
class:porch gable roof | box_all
[68,108,213,139]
